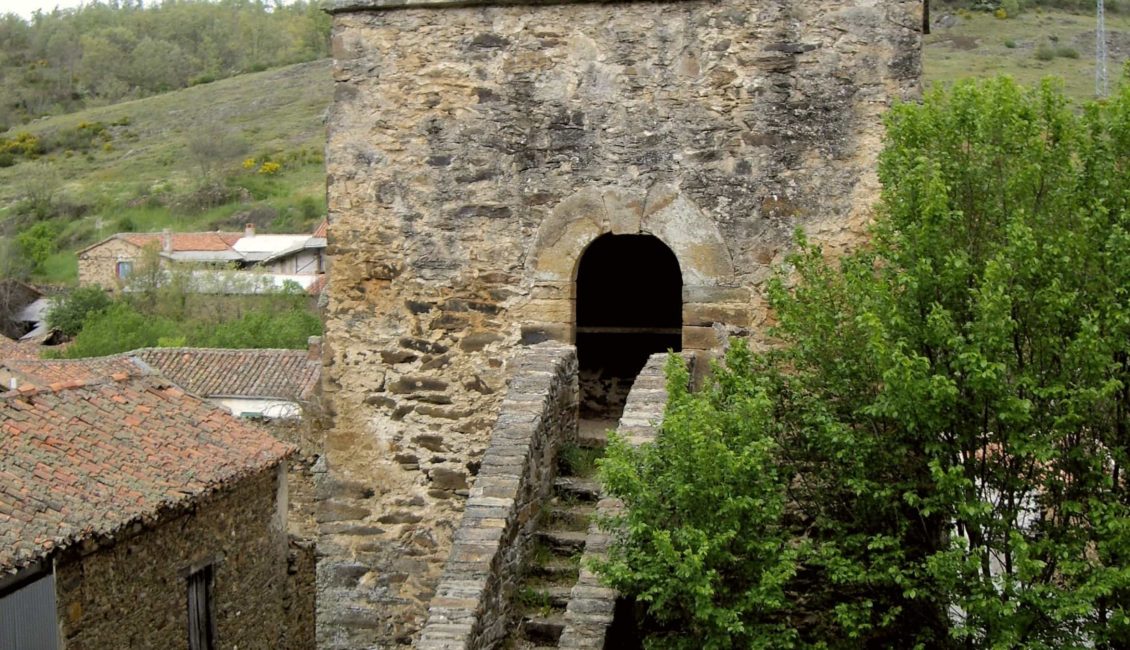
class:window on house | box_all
[187,565,215,650]
[115,260,133,279]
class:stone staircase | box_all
[504,421,610,649]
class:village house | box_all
[76,221,327,294]
[0,371,295,649]
[132,339,323,420]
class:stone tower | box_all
[318,0,922,646]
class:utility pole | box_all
[1097,0,1109,98]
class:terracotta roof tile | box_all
[133,348,320,400]
[312,219,328,238]
[118,231,242,253]
[0,336,41,361]
[0,374,293,572]
[3,356,146,387]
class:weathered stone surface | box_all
[560,353,675,649]
[56,468,291,650]
[320,0,922,646]
[416,345,577,650]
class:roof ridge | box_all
[2,371,145,398]
[134,346,309,355]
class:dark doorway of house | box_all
[575,234,682,419]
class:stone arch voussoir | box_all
[524,186,746,351]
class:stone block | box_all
[682,326,722,351]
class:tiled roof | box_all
[133,348,320,400]
[312,219,328,238]
[120,232,242,252]
[0,374,293,572]
[2,356,146,387]
[0,336,40,361]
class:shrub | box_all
[62,302,179,357]
[16,222,59,274]
[46,285,113,337]
[599,77,1130,648]
[1004,39,1017,48]
[1035,43,1057,60]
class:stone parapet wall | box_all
[416,343,578,650]
[559,352,677,648]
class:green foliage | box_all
[60,301,179,357]
[197,308,322,349]
[557,443,602,478]
[0,1,331,125]
[46,285,112,336]
[599,77,1130,647]
[15,222,58,273]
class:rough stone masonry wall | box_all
[416,343,577,649]
[54,465,290,650]
[560,352,674,649]
[77,238,138,289]
[321,1,922,646]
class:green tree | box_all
[61,301,178,357]
[14,221,56,274]
[45,284,112,337]
[599,77,1130,648]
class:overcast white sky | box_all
[3,0,91,20]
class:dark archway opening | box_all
[575,234,682,420]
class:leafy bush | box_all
[61,302,179,357]
[599,78,1130,648]
[46,285,113,336]
[15,222,59,273]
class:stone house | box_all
[77,221,328,293]
[0,371,295,649]
[318,0,923,645]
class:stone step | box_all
[522,615,566,645]
[544,503,595,531]
[553,476,601,502]
[528,558,580,581]
[537,529,587,556]
[577,418,616,449]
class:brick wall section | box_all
[559,352,677,649]
[54,465,290,650]
[415,343,578,650]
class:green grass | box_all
[924,8,1130,102]
[557,443,603,479]
[0,59,331,285]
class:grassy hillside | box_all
[925,7,1130,100]
[0,59,332,283]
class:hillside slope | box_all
[0,60,332,282]
[925,8,1130,100]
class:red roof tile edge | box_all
[0,374,295,574]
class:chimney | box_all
[8,377,17,391]
[245,223,256,238]
[307,336,322,361]
[162,229,172,253]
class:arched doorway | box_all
[575,234,682,419]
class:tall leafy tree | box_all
[598,77,1130,648]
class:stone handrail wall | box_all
[416,342,578,650]
[558,352,683,649]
